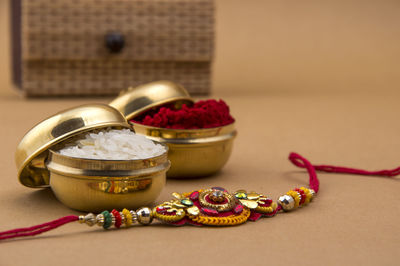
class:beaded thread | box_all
[3,152,397,241]
[76,184,316,229]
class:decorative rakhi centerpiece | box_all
[77,183,315,229]
[153,187,280,226]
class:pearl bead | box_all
[278,195,295,211]
[136,207,153,225]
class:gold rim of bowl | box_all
[130,122,237,145]
[109,80,194,121]
[46,144,170,180]
[15,103,131,188]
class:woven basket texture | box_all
[20,0,214,96]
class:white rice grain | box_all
[58,129,165,160]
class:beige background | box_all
[0,1,400,266]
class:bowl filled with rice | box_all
[16,104,170,212]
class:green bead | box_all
[181,198,193,207]
[235,192,247,199]
[102,211,112,229]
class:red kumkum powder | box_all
[132,99,235,129]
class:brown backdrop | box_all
[2,0,400,95]
[0,1,399,266]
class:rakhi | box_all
[1,152,398,241]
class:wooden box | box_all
[11,0,214,96]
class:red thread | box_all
[288,153,320,193]
[289,152,400,194]
[0,215,78,240]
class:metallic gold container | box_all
[47,149,169,212]
[110,81,237,178]
[15,103,170,211]
[15,103,131,188]
[109,80,194,119]
[131,123,236,178]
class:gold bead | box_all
[110,213,116,226]
[80,213,96,226]
[120,213,125,224]
[130,210,138,223]
[96,214,105,226]
[309,189,316,201]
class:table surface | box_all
[0,89,399,266]
[1,0,400,265]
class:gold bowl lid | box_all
[15,104,131,188]
[109,80,194,120]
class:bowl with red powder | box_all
[134,99,234,130]
[110,81,237,178]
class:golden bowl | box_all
[109,81,237,178]
[109,80,194,120]
[131,122,237,178]
[46,148,170,212]
[15,104,131,188]
[15,103,170,211]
